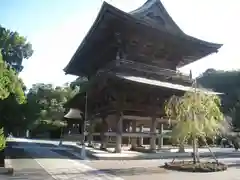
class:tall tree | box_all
[198,70,240,129]
[26,83,79,137]
[165,90,229,163]
[0,52,25,136]
[0,26,33,136]
[0,25,33,72]
[0,53,25,103]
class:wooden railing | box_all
[96,59,192,83]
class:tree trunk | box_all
[0,149,5,167]
[192,138,198,164]
[203,137,218,163]
[178,144,185,152]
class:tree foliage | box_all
[165,90,228,162]
[0,25,33,137]
[0,25,33,72]
[26,83,79,136]
[0,52,26,137]
[0,128,5,151]
[0,53,25,103]
[165,91,226,142]
[198,69,240,129]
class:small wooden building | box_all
[64,0,222,153]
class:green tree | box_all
[0,25,33,72]
[0,128,5,151]
[198,69,240,129]
[27,83,79,137]
[0,52,26,145]
[0,25,33,135]
[0,53,26,136]
[165,90,228,163]
[0,53,25,103]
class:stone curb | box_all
[69,144,240,160]
[61,143,240,160]
[91,152,240,160]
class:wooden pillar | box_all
[138,124,144,147]
[131,120,137,150]
[127,121,131,145]
[158,123,163,149]
[150,117,157,151]
[115,113,123,153]
[123,121,128,132]
[88,119,94,147]
[100,118,108,150]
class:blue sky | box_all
[1,0,240,88]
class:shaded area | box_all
[52,149,82,160]
[5,146,54,180]
[228,163,240,168]
[6,141,96,160]
[91,167,167,176]
[7,141,58,148]
[6,141,96,162]
[7,141,240,160]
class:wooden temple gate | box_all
[63,0,222,153]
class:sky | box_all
[1,0,240,88]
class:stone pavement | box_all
[4,138,240,180]
[85,159,240,180]
[24,145,123,180]
[85,146,240,160]
[1,145,54,180]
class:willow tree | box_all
[165,90,229,163]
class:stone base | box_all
[164,161,227,172]
[87,144,94,148]
[100,146,107,151]
[130,146,137,151]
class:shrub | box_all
[0,128,6,151]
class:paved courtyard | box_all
[85,159,240,180]
[2,138,240,180]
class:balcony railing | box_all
[96,59,193,83]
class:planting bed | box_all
[164,161,227,172]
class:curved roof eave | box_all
[64,1,222,75]
[64,2,110,74]
[130,0,185,35]
[185,36,223,50]
[129,0,222,50]
[64,92,86,108]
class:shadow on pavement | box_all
[3,146,55,180]
[6,141,84,160]
[6,141,240,161]
[91,167,167,176]
[3,169,55,180]
[227,163,240,168]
